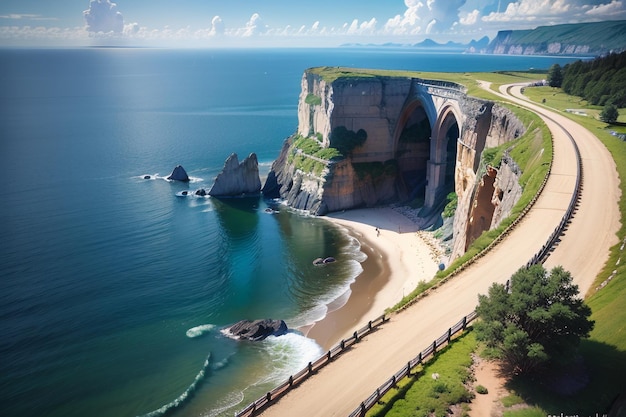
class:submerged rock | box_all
[209,153,261,197]
[167,165,190,182]
[223,319,288,341]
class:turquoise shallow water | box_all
[0,48,581,417]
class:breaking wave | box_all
[137,353,212,417]
[186,324,216,338]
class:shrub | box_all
[305,93,322,106]
[442,192,457,218]
[476,385,489,395]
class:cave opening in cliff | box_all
[395,104,431,205]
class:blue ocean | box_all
[0,48,580,417]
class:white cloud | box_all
[478,0,626,25]
[426,19,438,33]
[383,0,468,35]
[83,0,124,33]
[209,15,224,36]
[239,13,267,37]
[0,14,57,21]
[586,0,626,16]
[482,0,572,22]
[460,9,480,25]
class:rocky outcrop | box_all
[209,153,261,197]
[223,319,288,341]
[450,154,523,259]
[167,165,190,182]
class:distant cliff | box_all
[486,20,626,56]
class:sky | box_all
[0,0,625,47]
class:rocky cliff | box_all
[209,153,261,197]
[263,67,527,260]
[486,20,626,55]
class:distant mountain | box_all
[340,36,490,52]
[486,20,626,56]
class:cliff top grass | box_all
[307,66,545,100]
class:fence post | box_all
[266,392,271,402]
[447,328,452,343]
[327,350,332,361]
[418,352,422,363]
[432,340,437,354]
[368,320,372,330]
[354,331,358,341]
[289,375,293,387]
[308,362,313,373]
[407,361,412,376]
[462,316,467,330]
[340,340,345,350]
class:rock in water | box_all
[167,165,190,182]
[209,153,261,197]
[224,319,288,341]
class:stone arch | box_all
[424,104,461,209]
[392,98,434,203]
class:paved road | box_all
[501,85,621,294]
[259,84,620,417]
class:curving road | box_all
[258,84,621,417]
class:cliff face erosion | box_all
[263,68,526,259]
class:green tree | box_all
[600,103,619,124]
[547,64,563,88]
[475,264,594,376]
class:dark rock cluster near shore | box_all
[223,319,288,341]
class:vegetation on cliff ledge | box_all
[305,93,322,106]
[287,135,342,176]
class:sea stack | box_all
[223,319,288,341]
[209,153,261,197]
[167,165,190,182]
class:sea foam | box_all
[137,353,212,417]
[186,324,216,338]
[257,332,324,385]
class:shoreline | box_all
[302,207,443,350]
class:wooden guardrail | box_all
[347,311,477,417]
[234,314,388,417]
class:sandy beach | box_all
[304,207,443,350]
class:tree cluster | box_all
[475,265,594,376]
[561,50,626,108]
